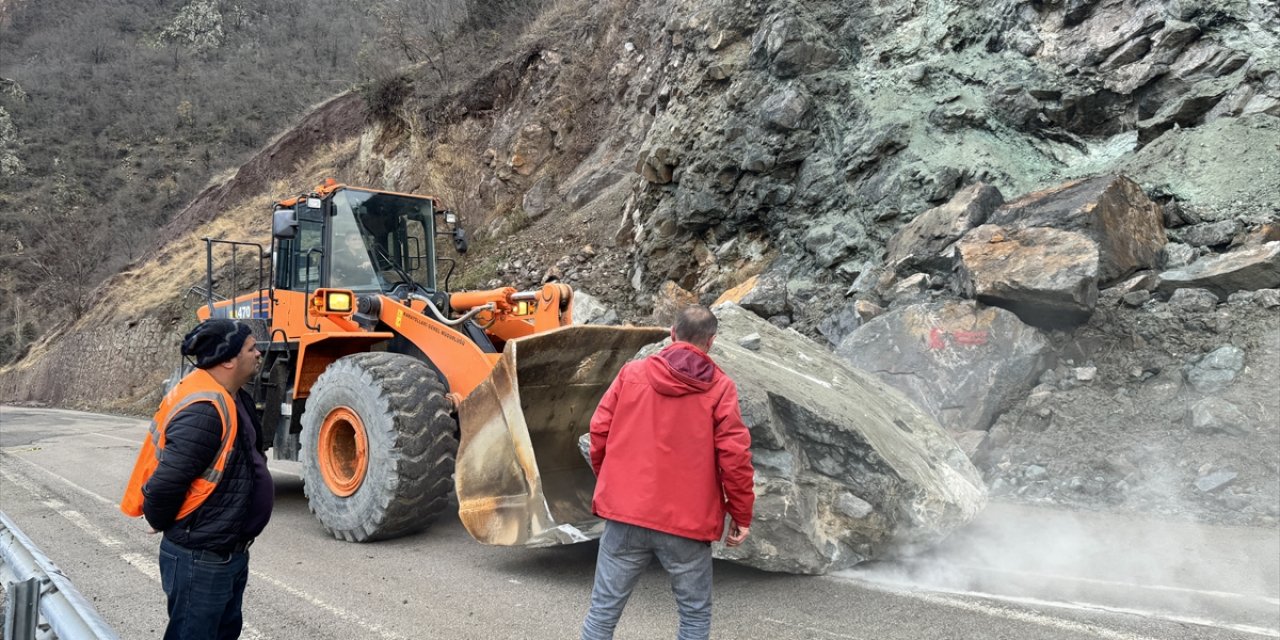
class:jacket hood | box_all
[646,342,718,397]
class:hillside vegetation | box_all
[0,0,535,363]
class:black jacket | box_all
[142,390,266,552]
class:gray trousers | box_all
[581,520,713,640]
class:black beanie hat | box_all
[181,320,253,369]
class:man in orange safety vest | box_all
[121,319,273,640]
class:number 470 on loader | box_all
[193,179,665,547]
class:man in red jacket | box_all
[580,304,754,640]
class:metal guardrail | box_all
[0,511,120,640]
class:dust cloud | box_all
[839,501,1280,633]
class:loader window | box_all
[332,188,438,291]
[328,209,381,291]
[275,219,323,291]
[402,218,434,286]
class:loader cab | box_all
[273,187,439,294]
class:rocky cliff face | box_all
[2,0,1276,527]
[611,0,1278,334]
[346,0,1279,335]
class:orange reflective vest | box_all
[120,368,239,521]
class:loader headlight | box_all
[310,288,355,316]
[326,291,354,313]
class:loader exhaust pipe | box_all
[454,324,667,546]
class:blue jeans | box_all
[158,537,250,640]
[581,520,713,640]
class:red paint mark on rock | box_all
[928,327,947,350]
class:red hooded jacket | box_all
[589,341,754,542]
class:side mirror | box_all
[272,208,298,239]
[453,227,468,254]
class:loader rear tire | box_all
[301,352,458,542]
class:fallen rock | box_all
[1195,469,1238,494]
[708,303,987,574]
[1239,223,1280,246]
[817,301,860,347]
[956,225,1100,327]
[1185,345,1245,394]
[835,300,1050,435]
[854,300,886,324]
[728,272,790,319]
[887,273,932,305]
[845,265,884,297]
[1227,291,1257,305]
[818,299,887,348]
[1112,271,1159,294]
[1162,242,1199,269]
[1168,287,1220,312]
[1162,200,1200,228]
[1256,289,1280,308]
[1157,242,1280,299]
[987,175,1166,284]
[1121,290,1152,307]
[1176,220,1243,248]
[1188,398,1251,436]
[572,291,620,326]
[884,183,1004,273]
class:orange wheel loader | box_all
[193,179,665,546]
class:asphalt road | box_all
[1,405,1276,640]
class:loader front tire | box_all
[301,352,458,542]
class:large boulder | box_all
[715,271,791,319]
[708,304,987,574]
[987,175,1165,284]
[572,290,619,325]
[956,225,1100,327]
[884,183,1005,273]
[1157,242,1280,299]
[834,300,1050,435]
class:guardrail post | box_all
[0,512,120,640]
[4,576,42,640]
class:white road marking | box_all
[6,473,119,550]
[87,431,143,445]
[1,450,117,506]
[896,559,1280,606]
[762,616,864,638]
[121,552,161,581]
[851,577,1167,640]
[1,452,397,640]
[45,501,124,548]
[847,575,1280,639]
[249,571,408,640]
[955,589,1280,638]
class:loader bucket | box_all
[455,324,668,547]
